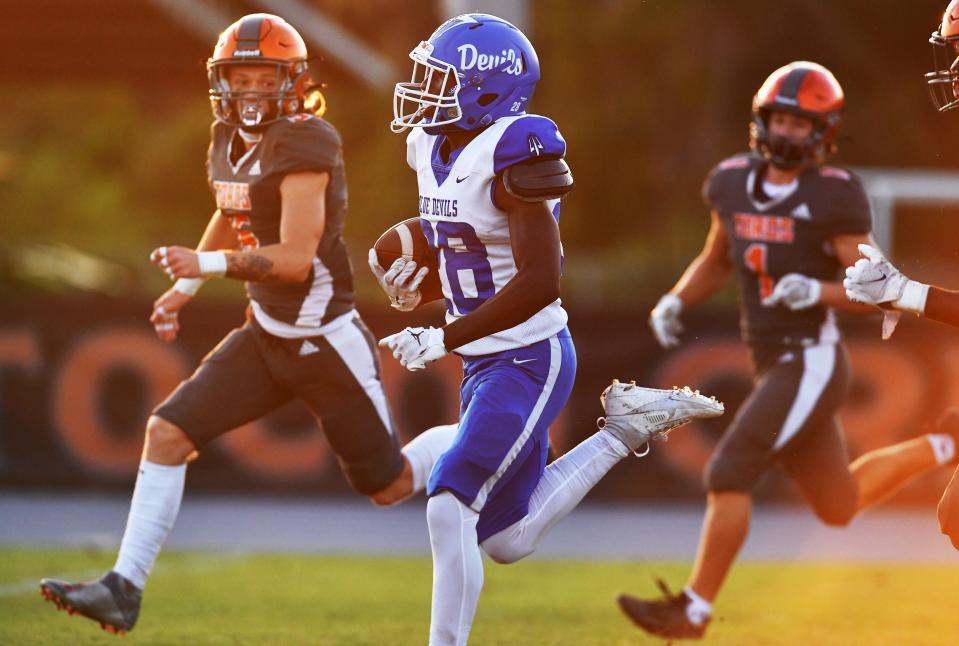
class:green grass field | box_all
[2,549,957,645]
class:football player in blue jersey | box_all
[38,13,459,634]
[377,14,724,645]
[618,62,959,640]
[844,0,959,551]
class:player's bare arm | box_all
[923,287,959,327]
[671,211,733,306]
[227,170,327,281]
[151,171,327,283]
[440,177,561,351]
[648,211,732,348]
[150,209,240,342]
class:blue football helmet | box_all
[391,13,540,134]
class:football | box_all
[372,217,443,303]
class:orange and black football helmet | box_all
[207,13,311,128]
[748,61,844,169]
[927,0,959,112]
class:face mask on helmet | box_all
[927,0,959,111]
[927,39,959,112]
[390,13,540,135]
[210,62,304,128]
[207,14,311,130]
[748,62,844,170]
[749,109,834,170]
[391,41,463,133]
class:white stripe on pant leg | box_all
[326,320,395,435]
[294,257,333,327]
[471,336,563,511]
[772,344,836,451]
[457,500,473,644]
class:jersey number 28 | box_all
[425,221,495,315]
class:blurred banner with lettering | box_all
[1,297,953,504]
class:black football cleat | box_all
[40,571,142,634]
[617,579,709,640]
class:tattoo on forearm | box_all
[226,254,279,282]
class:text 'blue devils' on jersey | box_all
[406,114,569,355]
[207,114,353,336]
[703,154,872,347]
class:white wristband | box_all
[197,251,228,278]
[173,277,205,296]
[894,280,929,315]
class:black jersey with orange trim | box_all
[702,153,871,347]
[207,114,353,327]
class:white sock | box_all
[480,430,626,564]
[427,492,484,646]
[683,586,712,626]
[402,424,458,493]
[113,460,186,589]
[928,434,956,466]
[600,428,632,458]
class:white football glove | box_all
[842,244,928,314]
[762,273,821,311]
[368,250,429,312]
[649,294,683,349]
[379,326,447,371]
[843,243,930,340]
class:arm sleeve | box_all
[273,119,342,175]
[826,173,873,235]
[493,115,567,173]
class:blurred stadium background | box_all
[2,1,959,643]
[4,0,959,503]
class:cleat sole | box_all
[40,583,128,635]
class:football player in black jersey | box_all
[618,62,959,640]
[843,0,959,552]
[38,14,456,634]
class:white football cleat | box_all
[598,380,724,456]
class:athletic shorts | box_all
[427,329,576,543]
[154,313,404,495]
[705,342,857,517]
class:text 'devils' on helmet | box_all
[208,13,310,129]
[927,0,959,112]
[391,13,540,135]
[749,61,845,169]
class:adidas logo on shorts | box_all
[299,340,320,356]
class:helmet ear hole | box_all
[478,93,498,107]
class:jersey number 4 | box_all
[743,243,774,301]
